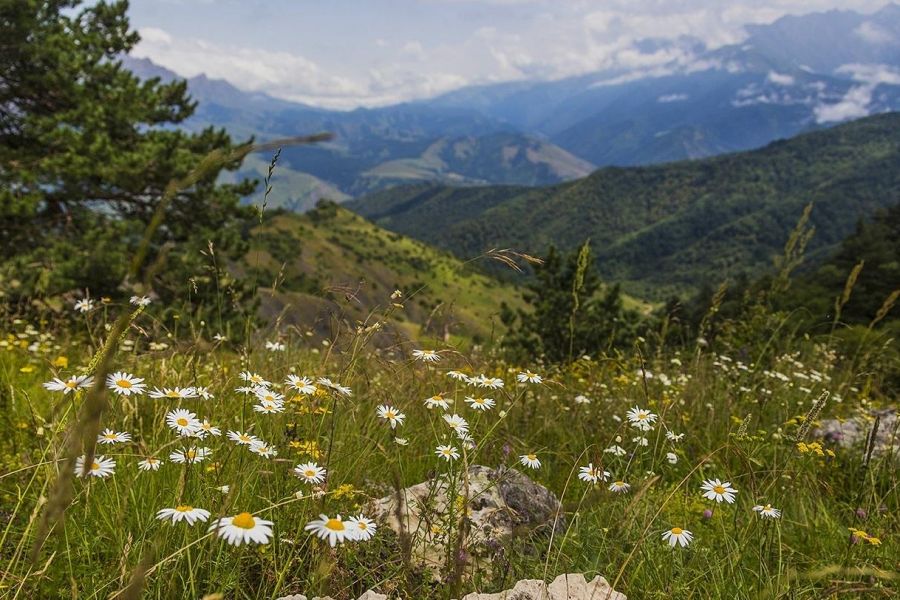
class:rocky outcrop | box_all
[275,574,625,600]
[461,573,625,600]
[814,408,898,458]
[369,465,565,575]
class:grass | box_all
[0,290,897,599]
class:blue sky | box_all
[129,0,891,108]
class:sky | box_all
[128,0,892,109]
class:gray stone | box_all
[813,408,898,458]
[459,573,625,600]
[369,465,565,575]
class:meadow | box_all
[0,283,897,599]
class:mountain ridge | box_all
[349,112,900,299]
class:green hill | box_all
[239,203,523,343]
[349,113,900,299]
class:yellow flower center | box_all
[65,380,78,388]
[304,470,315,477]
[104,433,116,439]
[167,390,180,398]
[187,450,196,460]
[240,435,250,442]
[232,512,256,529]
[324,518,345,532]
[671,527,683,535]
[91,462,100,471]
[117,379,132,388]
[615,481,624,486]
[175,505,193,512]
[713,485,725,494]
[638,413,647,420]
[177,418,189,427]
[358,522,368,530]
[527,454,536,460]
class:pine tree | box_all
[0,0,255,318]
[501,242,637,362]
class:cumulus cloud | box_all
[131,0,892,107]
[133,27,466,108]
[767,71,795,86]
[854,21,897,44]
[814,86,874,122]
[813,63,900,122]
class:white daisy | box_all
[305,514,351,547]
[666,431,685,443]
[347,515,377,541]
[97,429,131,445]
[578,463,610,484]
[516,370,543,384]
[666,452,678,464]
[138,457,163,471]
[700,479,738,504]
[376,405,406,429]
[169,447,211,464]
[210,512,274,546]
[165,408,201,436]
[477,376,504,389]
[293,462,327,484]
[519,453,541,469]
[227,431,259,446]
[253,400,285,414]
[149,387,198,400]
[604,445,627,457]
[265,341,285,352]
[130,295,152,307]
[74,455,115,478]
[254,387,284,403]
[435,445,459,461]
[316,377,352,396]
[443,413,469,435]
[626,407,658,431]
[446,370,470,382]
[662,527,693,548]
[423,393,450,410]
[156,505,210,525]
[43,374,94,394]
[608,480,631,493]
[73,298,94,313]
[239,371,271,387]
[106,372,146,396]
[752,504,782,519]
[249,441,277,458]
[195,387,214,400]
[196,420,222,438]
[285,375,317,395]
[464,396,495,411]
[412,349,441,362]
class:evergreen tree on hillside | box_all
[0,1,255,322]
[500,242,638,362]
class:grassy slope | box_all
[350,113,900,299]
[240,203,524,344]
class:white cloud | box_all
[854,21,897,44]
[133,27,466,108]
[130,1,893,108]
[836,62,900,85]
[767,71,795,86]
[658,93,689,102]
[814,85,874,122]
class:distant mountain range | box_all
[126,4,900,209]
[349,113,900,300]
